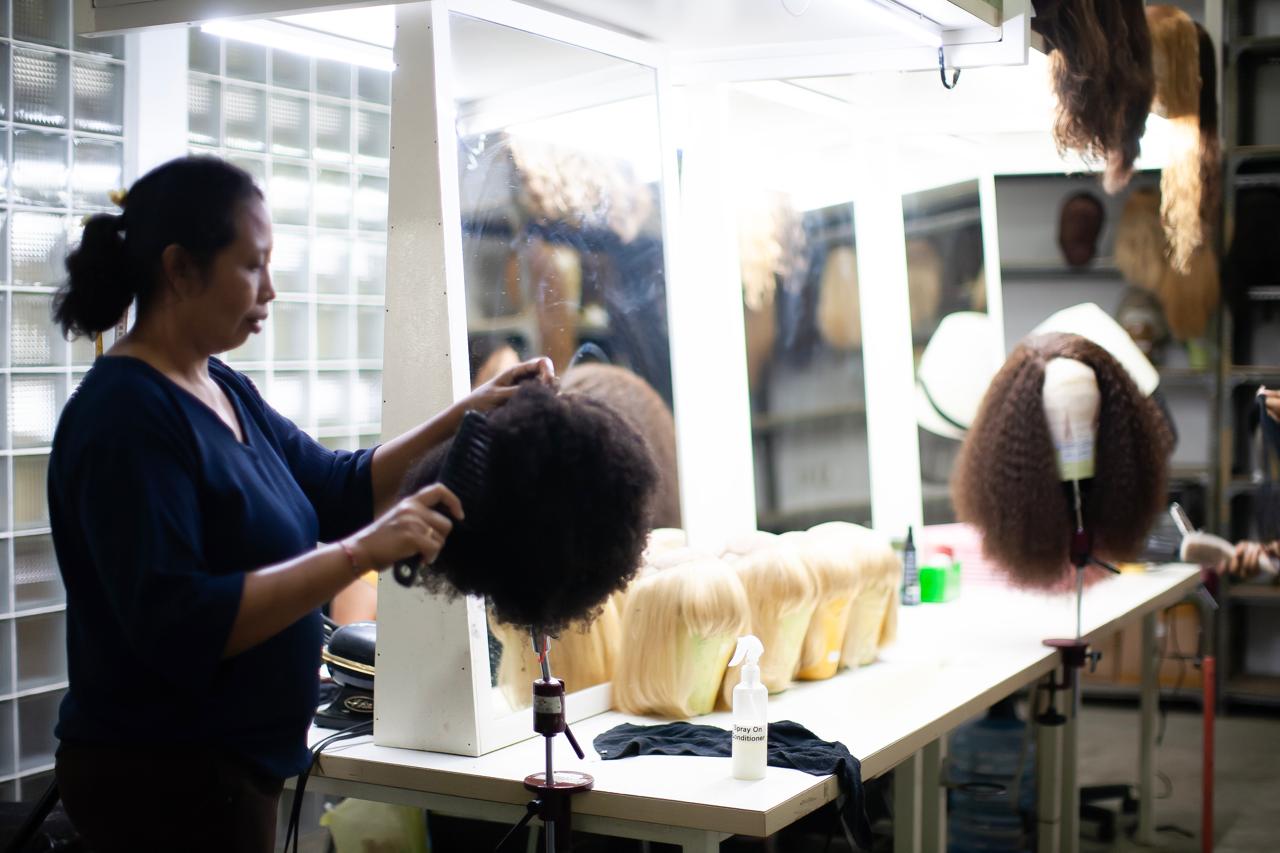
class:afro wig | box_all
[402,382,658,634]
[952,333,1173,588]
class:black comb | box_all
[393,410,494,587]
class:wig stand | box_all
[1036,484,1118,853]
[495,633,594,853]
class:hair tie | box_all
[108,188,127,209]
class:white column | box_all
[667,83,757,548]
[124,28,189,181]
[376,0,486,756]
[894,750,923,853]
[851,139,923,536]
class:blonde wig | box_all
[527,238,582,375]
[644,528,689,558]
[719,542,819,702]
[1115,189,1167,292]
[779,530,864,681]
[612,555,750,718]
[1116,188,1219,341]
[739,194,801,389]
[817,245,861,351]
[491,599,621,710]
[953,333,1173,588]
[562,363,681,528]
[907,238,944,338]
[719,529,780,560]
[510,137,654,244]
[1147,5,1210,274]
[808,522,902,667]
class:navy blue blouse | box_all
[49,356,375,779]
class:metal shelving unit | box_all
[1215,0,1280,707]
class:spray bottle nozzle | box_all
[729,635,764,687]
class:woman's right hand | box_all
[1221,539,1280,580]
[344,483,464,571]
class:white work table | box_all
[302,564,1202,852]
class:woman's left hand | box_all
[460,356,555,414]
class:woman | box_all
[47,156,551,852]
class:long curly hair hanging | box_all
[952,333,1173,588]
[1035,0,1154,194]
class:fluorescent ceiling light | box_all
[201,19,395,72]
[858,0,943,48]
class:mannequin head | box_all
[1042,357,1102,481]
[953,333,1173,588]
[719,540,818,701]
[402,382,657,633]
[612,555,750,718]
[1058,192,1106,268]
[561,363,681,529]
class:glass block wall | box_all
[0,0,125,799]
[188,28,391,452]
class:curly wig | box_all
[402,382,657,633]
[1035,0,1154,193]
[561,362,681,529]
[1148,5,1211,274]
[952,333,1173,588]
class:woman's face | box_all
[182,198,275,354]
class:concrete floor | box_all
[1078,703,1280,852]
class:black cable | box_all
[284,720,373,853]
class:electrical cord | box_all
[283,720,374,853]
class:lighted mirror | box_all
[449,12,674,715]
[900,179,987,524]
[726,81,872,533]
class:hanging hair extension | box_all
[720,541,818,703]
[779,530,864,681]
[562,363,681,529]
[952,333,1173,588]
[1115,188,1167,292]
[490,599,621,710]
[1196,22,1221,246]
[808,522,903,667]
[817,245,861,351]
[907,238,944,338]
[401,383,656,634]
[1155,244,1219,341]
[1036,0,1154,193]
[612,555,750,718]
[528,238,582,375]
[1148,5,1207,273]
[739,193,802,389]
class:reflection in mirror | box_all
[727,85,871,533]
[448,14,673,714]
[901,180,987,524]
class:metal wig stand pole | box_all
[1037,482,1118,853]
[494,632,594,853]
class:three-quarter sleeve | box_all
[73,427,244,693]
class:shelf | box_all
[1241,287,1280,302]
[1227,476,1261,496]
[752,403,867,433]
[1169,465,1213,483]
[0,681,69,703]
[757,500,872,531]
[0,762,55,786]
[1229,365,1280,384]
[1229,145,1280,162]
[1225,675,1280,704]
[1227,583,1280,603]
[999,263,1122,281]
[1232,35,1280,55]
[1157,368,1215,387]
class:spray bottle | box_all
[728,635,767,780]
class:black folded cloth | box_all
[592,719,871,850]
